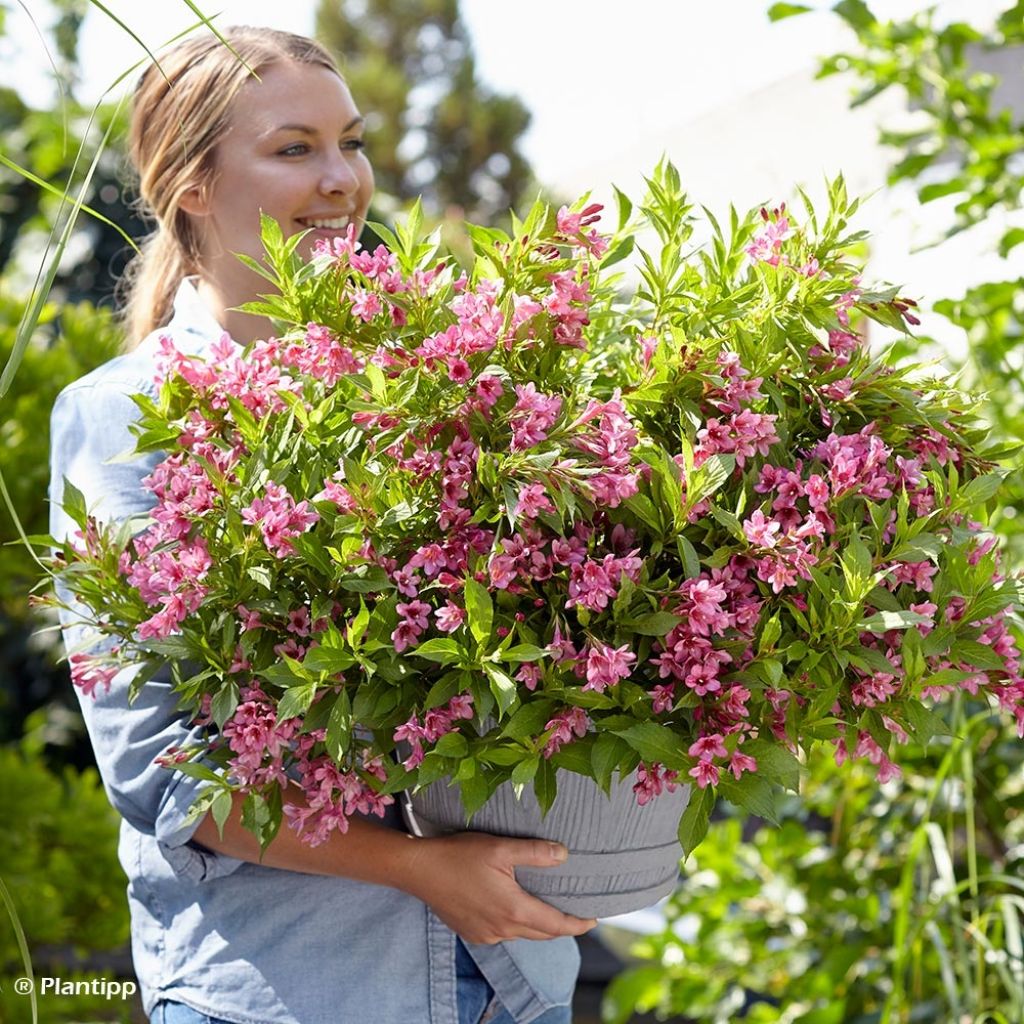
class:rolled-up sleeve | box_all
[50,378,242,883]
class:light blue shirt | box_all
[48,280,580,1024]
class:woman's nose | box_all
[320,149,360,195]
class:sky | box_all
[2,0,861,189]
[4,0,1006,190]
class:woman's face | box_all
[187,60,374,298]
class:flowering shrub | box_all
[47,164,1024,856]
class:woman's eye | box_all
[342,139,366,152]
[279,143,310,156]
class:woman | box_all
[49,26,594,1024]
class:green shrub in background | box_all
[0,723,133,1023]
[0,293,122,753]
[1,294,122,614]
[602,699,1024,1024]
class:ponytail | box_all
[119,229,192,349]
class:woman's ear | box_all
[178,182,212,217]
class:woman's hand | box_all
[397,831,598,945]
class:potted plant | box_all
[46,163,1024,917]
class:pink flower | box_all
[435,601,465,633]
[516,663,542,691]
[350,288,383,322]
[475,375,504,409]
[688,760,721,789]
[728,751,758,779]
[583,641,636,693]
[688,733,727,761]
[743,509,781,549]
[509,383,562,450]
[516,483,555,521]
[241,482,319,558]
[633,762,680,806]
[542,707,591,758]
[448,358,472,384]
[69,653,118,699]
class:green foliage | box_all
[602,701,1024,1024]
[811,2,1023,245]
[0,292,122,616]
[314,0,536,225]
[0,732,132,1023]
[775,1,1024,562]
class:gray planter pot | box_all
[402,770,691,918]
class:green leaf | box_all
[138,635,194,659]
[434,732,469,758]
[483,663,518,716]
[857,610,934,633]
[592,733,632,794]
[458,773,492,819]
[624,612,683,637]
[414,638,465,665]
[533,758,558,816]
[998,227,1024,258]
[497,643,549,663]
[325,690,352,761]
[677,535,700,579]
[616,722,687,770]
[687,453,735,507]
[464,576,494,647]
[277,681,318,721]
[758,613,782,655]
[678,783,714,859]
[959,473,1003,507]
[347,598,371,649]
[500,700,557,740]
[210,682,240,730]
[832,0,876,33]
[242,786,282,855]
[211,789,234,835]
[717,775,779,825]
[950,639,1006,672]
[301,646,357,675]
[549,739,594,777]
[742,739,801,792]
[624,493,663,532]
[511,755,539,790]
[59,478,88,529]
[768,2,812,20]
[903,701,954,745]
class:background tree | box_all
[315,0,536,225]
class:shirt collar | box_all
[165,278,230,354]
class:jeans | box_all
[153,943,573,1024]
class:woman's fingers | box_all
[502,837,571,868]
[402,832,598,944]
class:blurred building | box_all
[547,42,1024,360]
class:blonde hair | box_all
[120,26,341,349]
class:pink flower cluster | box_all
[222,683,301,789]
[393,693,476,769]
[283,737,394,846]
[633,762,681,805]
[241,481,320,558]
[543,706,590,758]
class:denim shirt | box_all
[49,280,580,1024]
